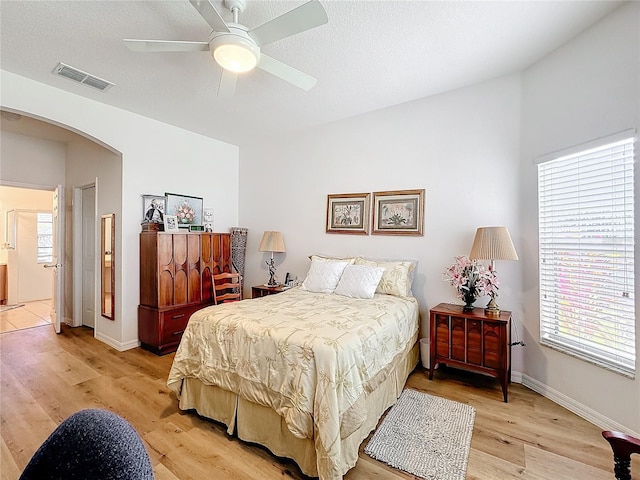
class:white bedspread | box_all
[167,287,419,480]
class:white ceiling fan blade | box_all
[218,69,238,98]
[249,0,328,47]
[257,54,317,91]
[124,39,209,52]
[189,0,230,33]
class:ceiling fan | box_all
[124,0,328,97]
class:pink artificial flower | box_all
[443,255,499,299]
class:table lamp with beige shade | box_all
[258,231,286,286]
[469,226,518,316]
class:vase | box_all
[462,292,476,311]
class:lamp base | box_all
[265,257,278,287]
[484,296,501,317]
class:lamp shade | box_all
[258,231,286,253]
[469,226,518,261]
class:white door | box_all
[81,187,95,327]
[48,186,64,333]
[17,212,53,303]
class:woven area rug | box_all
[364,389,475,480]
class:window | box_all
[538,134,636,377]
[37,212,53,264]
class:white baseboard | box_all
[520,373,639,438]
[510,369,523,384]
[94,331,140,352]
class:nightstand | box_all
[429,302,511,402]
[251,284,289,298]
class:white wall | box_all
[1,70,240,350]
[65,137,121,339]
[520,2,639,434]
[0,130,66,188]
[240,73,524,368]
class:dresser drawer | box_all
[161,309,190,344]
[160,304,204,344]
[139,303,209,354]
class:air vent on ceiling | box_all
[52,62,114,92]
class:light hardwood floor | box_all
[1,325,634,479]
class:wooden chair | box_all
[212,272,242,304]
[602,430,640,480]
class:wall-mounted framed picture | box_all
[164,193,203,227]
[141,194,165,223]
[326,192,370,235]
[164,215,179,232]
[371,189,425,236]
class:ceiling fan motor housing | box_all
[210,25,260,73]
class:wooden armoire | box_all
[138,231,231,354]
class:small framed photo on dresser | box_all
[164,215,179,232]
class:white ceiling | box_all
[0,0,623,147]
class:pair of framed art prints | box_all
[142,193,214,232]
[326,189,425,236]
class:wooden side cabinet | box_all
[251,284,288,298]
[429,302,511,402]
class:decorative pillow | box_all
[301,259,349,293]
[308,254,357,264]
[334,264,385,299]
[353,258,417,297]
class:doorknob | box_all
[43,264,62,269]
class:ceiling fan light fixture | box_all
[212,34,260,73]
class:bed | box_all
[167,256,420,480]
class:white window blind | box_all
[538,136,636,377]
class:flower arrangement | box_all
[174,200,195,224]
[443,256,499,310]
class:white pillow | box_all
[334,264,385,299]
[301,260,349,293]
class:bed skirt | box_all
[177,342,419,478]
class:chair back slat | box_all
[213,272,242,304]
